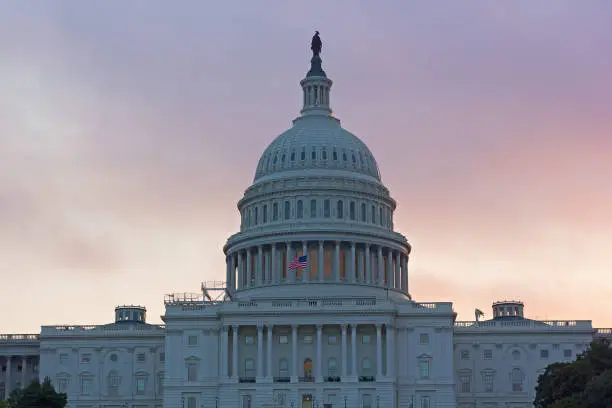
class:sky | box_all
[1,1,611,332]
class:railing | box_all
[325,376,341,382]
[273,376,290,383]
[0,334,40,342]
[454,320,592,329]
[299,376,315,383]
[165,293,204,305]
[594,328,612,337]
[238,376,256,383]
[359,376,375,382]
[41,324,165,335]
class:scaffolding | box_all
[164,281,231,306]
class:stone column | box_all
[257,246,263,286]
[318,241,324,282]
[6,356,12,396]
[232,325,239,379]
[377,246,384,285]
[21,356,26,388]
[376,324,383,378]
[271,244,277,284]
[285,242,292,282]
[267,325,273,378]
[401,254,409,293]
[350,242,357,283]
[351,325,357,376]
[316,324,323,382]
[386,250,394,289]
[226,255,232,291]
[291,325,298,382]
[341,325,348,377]
[386,325,394,377]
[231,253,236,291]
[334,241,341,282]
[237,252,243,290]
[264,249,270,284]
[394,251,401,289]
[365,244,371,283]
[358,247,365,282]
[302,241,309,282]
[221,327,229,377]
[246,249,252,287]
[257,325,264,378]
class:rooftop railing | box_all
[41,324,165,336]
[454,320,592,329]
[0,334,40,343]
[594,328,612,337]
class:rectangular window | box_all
[564,349,572,358]
[136,378,146,394]
[284,201,291,219]
[279,335,288,344]
[361,203,366,222]
[371,205,376,224]
[187,397,197,408]
[419,360,430,378]
[262,205,267,223]
[362,395,372,408]
[160,352,165,362]
[303,335,313,344]
[242,395,253,408]
[187,363,198,381]
[273,203,278,221]
[137,353,146,363]
[297,200,303,219]
[57,378,69,393]
[310,199,317,217]
[253,207,258,225]
[188,335,198,345]
[419,333,429,344]
[349,201,355,220]
[459,373,471,392]
[324,200,330,218]
[328,335,338,345]
[483,372,494,392]
[80,377,92,395]
[59,354,68,365]
[483,349,493,359]
[361,335,371,344]
[80,354,91,364]
[420,396,431,408]
[244,359,255,377]
[540,349,549,359]
[245,335,255,345]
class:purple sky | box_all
[1,1,611,332]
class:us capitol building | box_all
[1,35,609,408]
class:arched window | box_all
[327,358,338,377]
[301,147,306,161]
[290,151,296,161]
[361,203,366,222]
[107,370,121,396]
[262,205,267,223]
[324,200,330,218]
[297,200,303,219]
[284,201,291,220]
[349,202,355,220]
[310,199,317,218]
[371,205,376,224]
[379,207,383,225]
[332,149,338,160]
[253,207,258,225]
[337,200,343,219]
[273,202,279,221]
[278,358,289,378]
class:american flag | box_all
[288,255,308,270]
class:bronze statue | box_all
[311,31,322,57]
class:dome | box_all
[254,115,381,183]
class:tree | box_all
[7,377,67,408]
[534,338,612,408]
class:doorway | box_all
[302,394,313,408]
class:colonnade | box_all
[219,323,394,383]
[225,241,408,292]
[0,355,37,400]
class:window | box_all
[157,372,164,395]
[512,350,520,360]
[336,200,343,219]
[459,371,471,393]
[262,205,267,223]
[108,371,120,395]
[303,335,313,344]
[361,203,366,222]
[273,203,279,221]
[309,199,317,217]
[279,335,288,344]
[137,353,146,363]
[59,354,68,365]
[510,368,524,392]
[420,396,431,408]
[362,395,373,408]
[136,377,147,394]
[328,335,338,345]
[244,359,255,377]
[349,201,355,220]
[483,349,493,360]
[242,395,252,408]
[332,149,338,160]
[361,357,372,373]
[187,397,197,408]
[460,350,470,360]
[284,201,290,219]
[379,207,383,225]
[371,205,376,224]
[290,151,295,161]
[324,200,330,218]
[279,358,289,377]
[245,335,255,345]
[110,353,118,362]
[418,359,430,379]
[482,371,494,392]
[419,333,429,344]
[564,349,572,358]
[311,149,316,160]
[80,376,92,395]
[297,200,303,219]
[540,349,549,359]
[362,335,371,344]
[553,344,560,350]
[327,358,338,376]
[188,335,198,345]
[301,148,306,160]
[322,148,327,160]
[187,362,198,381]
[253,207,258,225]
[57,376,69,393]
[160,352,165,362]
[80,354,91,364]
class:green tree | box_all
[534,338,612,408]
[7,377,67,408]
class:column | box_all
[334,241,341,282]
[230,253,236,291]
[386,250,394,289]
[285,242,292,282]
[221,327,229,377]
[386,325,394,377]
[341,325,348,377]
[358,247,365,283]
[401,254,409,293]
[257,325,264,378]
[232,325,239,379]
[376,324,383,378]
[350,242,357,283]
[271,244,277,284]
[365,244,371,283]
[377,246,384,285]
[246,249,252,287]
[351,325,357,376]
[394,251,401,289]
[6,356,11,396]
[302,241,309,282]
[257,246,263,286]
[291,325,298,382]
[318,241,324,282]
[265,250,271,284]
[316,325,323,382]
[226,255,232,290]
[267,325,273,378]
[21,356,26,388]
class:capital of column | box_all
[350,241,356,248]
[340,324,347,330]
[256,324,264,330]
[318,240,324,246]
[375,324,382,330]
[232,325,239,332]
[292,324,299,330]
[316,324,323,330]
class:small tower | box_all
[114,305,147,323]
[492,300,525,319]
[300,32,333,117]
